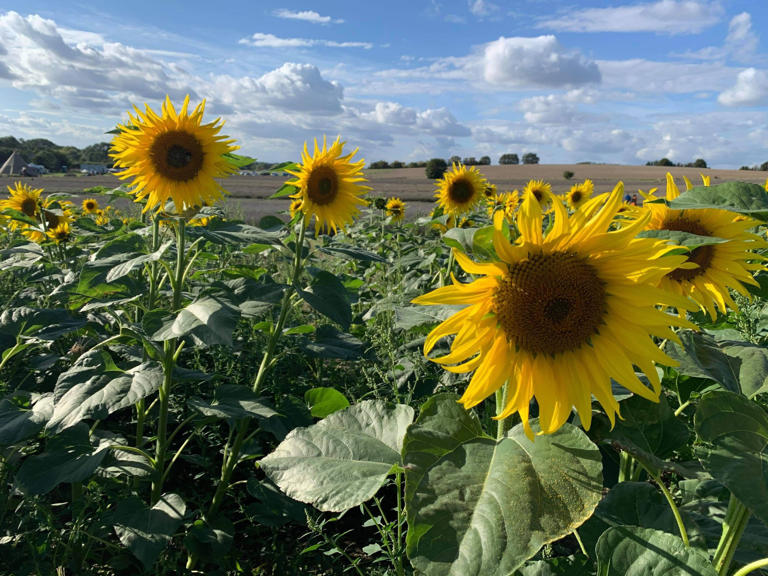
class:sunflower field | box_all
[2,96,768,576]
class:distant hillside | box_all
[0,136,258,173]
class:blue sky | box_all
[0,0,766,167]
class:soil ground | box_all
[4,164,767,224]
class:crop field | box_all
[3,105,768,576]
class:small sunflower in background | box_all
[47,221,72,243]
[566,179,594,210]
[434,163,487,218]
[644,173,766,318]
[522,179,553,209]
[483,183,497,200]
[289,198,303,220]
[385,197,406,222]
[82,198,100,214]
[414,184,693,438]
[110,95,238,213]
[286,136,369,234]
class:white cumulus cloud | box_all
[483,36,601,88]
[718,68,768,106]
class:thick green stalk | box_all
[714,494,750,576]
[150,219,186,505]
[646,467,689,547]
[395,471,404,576]
[495,384,511,440]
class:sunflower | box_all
[483,183,498,200]
[486,191,519,221]
[644,173,766,318]
[523,179,554,209]
[567,179,594,210]
[22,199,75,243]
[110,95,239,213]
[385,197,406,222]
[413,184,693,437]
[434,163,487,217]
[0,182,43,228]
[289,198,303,219]
[82,198,100,214]
[47,221,72,243]
[286,136,369,234]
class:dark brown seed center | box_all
[149,130,205,182]
[307,166,339,205]
[449,179,474,204]
[493,252,606,356]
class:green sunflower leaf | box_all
[669,181,768,219]
[304,387,350,418]
[404,394,602,576]
[636,229,727,247]
[296,270,352,330]
[260,400,414,512]
[595,526,717,576]
[695,390,768,526]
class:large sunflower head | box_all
[434,163,488,217]
[385,197,406,222]
[286,136,370,234]
[413,183,694,438]
[567,179,594,210]
[82,198,100,214]
[110,95,239,213]
[523,179,554,209]
[643,173,767,318]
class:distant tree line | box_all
[739,161,768,172]
[645,157,708,168]
[367,160,426,169]
[371,152,541,172]
[0,136,114,172]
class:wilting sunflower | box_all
[567,179,594,210]
[434,163,488,217]
[289,198,303,219]
[0,182,43,226]
[286,136,369,234]
[523,179,554,209]
[644,173,766,318]
[413,184,693,437]
[47,221,72,243]
[110,95,238,213]
[385,197,406,222]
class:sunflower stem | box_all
[732,557,768,576]
[714,494,750,576]
[150,218,186,505]
[644,465,689,547]
[495,383,510,440]
[441,248,455,287]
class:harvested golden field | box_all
[5,163,767,222]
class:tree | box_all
[463,157,477,166]
[368,160,390,169]
[425,158,448,179]
[760,161,768,172]
[499,153,519,165]
[692,158,707,168]
[522,152,540,165]
[449,155,461,165]
[390,160,404,169]
[478,156,491,165]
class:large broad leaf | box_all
[666,331,768,398]
[111,493,186,570]
[296,270,352,330]
[695,390,768,526]
[405,399,602,576]
[443,225,496,260]
[47,351,163,434]
[303,324,363,359]
[592,394,692,476]
[319,245,386,262]
[637,229,727,247]
[151,296,240,347]
[596,482,705,547]
[260,400,414,512]
[595,526,717,575]
[669,181,768,219]
[186,219,282,245]
[15,423,109,495]
[105,240,172,283]
[0,394,53,445]
[188,384,277,424]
